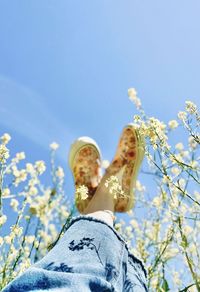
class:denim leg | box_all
[2,216,147,292]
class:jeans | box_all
[2,216,148,292]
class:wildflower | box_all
[128,88,142,109]
[0,133,11,145]
[10,199,19,211]
[178,111,187,121]
[185,101,197,114]
[50,142,59,151]
[164,248,179,260]
[35,160,46,174]
[2,188,11,197]
[130,219,139,230]
[172,271,182,286]
[26,163,35,174]
[0,144,9,163]
[135,180,146,192]
[0,215,7,226]
[28,186,38,196]
[168,120,179,129]
[105,175,125,199]
[183,225,193,236]
[188,136,198,149]
[175,143,184,151]
[16,152,25,160]
[171,167,181,177]
[101,160,110,169]
[75,185,88,201]
[25,235,35,244]
[10,225,23,237]
[13,169,27,186]
[4,235,12,244]
[152,196,163,209]
[55,166,65,179]
[178,178,186,190]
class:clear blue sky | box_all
[0,1,200,206]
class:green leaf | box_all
[161,278,170,291]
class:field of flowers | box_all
[0,90,199,291]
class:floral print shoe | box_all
[69,137,102,214]
[105,124,145,213]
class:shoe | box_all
[105,124,145,212]
[69,137,102,213]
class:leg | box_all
[84,175,116,227]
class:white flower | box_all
[16,152,26,160]
[185,100,197,114]
[183,225,193,236]
[175,143,184,151]
[75,185,88,201]
[178,178,186,189]
[25,235,35,244]
[35,160,46,174]
[168,120,179,129]
[188,136,198,149]
[135,180,146,192]
[101,160,110,169]
[171,167,181,177]
[50,142,59,151]
[0,144,10,163]
[152,196,163,209]
[128,88,142,109]
[0,133,11,145]
[2,188,11,197]
[28,186,38,196]
[26,163,35,175]
[178,111,187,121]
[105,175,125,199]
[10,199,19,211]
[55,167,65,179]
[0,215,7,226]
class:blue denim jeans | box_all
[3,216,148,292]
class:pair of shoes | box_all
[68,124,145,214]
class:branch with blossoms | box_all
[0,138,74,289]
[122,88,200,291]
[0,90,199,291]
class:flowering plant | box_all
[0,90,199,291]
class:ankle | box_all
[85,210,115,227]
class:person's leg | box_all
[83,175,115,227]
[2,179,147,292]
[2,218,126,292]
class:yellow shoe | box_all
[105,124,145,212]
[69,137,102,213]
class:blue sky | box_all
[0,1,200,208]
